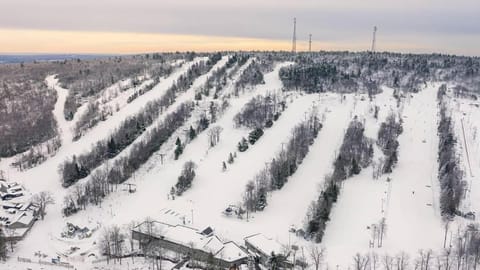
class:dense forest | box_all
[280,52,480,96]
[0,62,59,158]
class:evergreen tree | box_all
[189,125,196,140]
[238,137,249,152]
[351,158,361,175]
[222,161,227,171]
[198,116,210,131]
[107,137,117,158]
[174,137,183,160]
[175,161,196,195]
[248,128,264,145]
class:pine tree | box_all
[222,161,227,171]
[107,137,117,158]
[351,158,361,175]
[189,126,196,140]
[238,137,249,152]
[174,138,183,160]
[248,128,264,144]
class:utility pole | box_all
[159,153,165,165]
[292,17,297,53]
[371,26,377,53]
[309,34,312,52]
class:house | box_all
[1,210,36,241]
[132,221,249,268]
[0,181,25,200]
[0,179,38,241]
[244,233,292,268]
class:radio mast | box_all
[371,26,377,52]
[309,34,312,52]
[292,17,297,53]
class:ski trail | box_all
[46,75,74,144]
[384,83,444,253]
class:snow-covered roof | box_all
[203,236,224,254]
[217,241,249,263]
[12,211,34,227]
[244,233,284,256]
[133,221,248,262]
[163,225,204,248]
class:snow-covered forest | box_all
[1,51,480,270]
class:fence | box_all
[17,256,75,269]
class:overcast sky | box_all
[1,0,479,55]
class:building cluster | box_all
[131,220,292,269]
[0,178,39,241]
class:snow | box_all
[0,57,208,269]
[2,56,466,270]
[245,233,285,256]
[220,242,249,262]
[445,85,480,231]
[322,83,445,266]
[46,75,74,143]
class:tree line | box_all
[437,84,466,217]
[234,60,265,95]
[172,161,196,196]
[58,54,188,120]
[376,113,403,174]
[305,118,373,242]
[196,54,243,100]
[59,55,221,187]
[62,102,193,215]
[344,223,480,270]
[243,110,322,212]
[279,51,480,97]
[234,93,286,129]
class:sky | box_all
[0,0,479,55]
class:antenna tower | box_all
[292,17,297,53]
[309,34,312,52]
[371,26,377,53]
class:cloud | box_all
[0,0,479,55]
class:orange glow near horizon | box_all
[0,28,300,54]
[0,28,441,55]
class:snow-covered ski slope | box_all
[2,55,475,270]
[323,83,445,264]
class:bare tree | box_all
[208,126,223,147]
[309,244,325,270]
[3,227,16,253]
[32,191,55,220]
[99,227,112,264]
[383,254,394,270]
[416,249,434,270]
[353,253,370,270]
[371,252,379,270]
[395,252,409,270]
